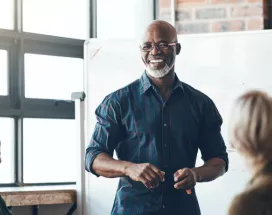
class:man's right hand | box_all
[124,163,165,189]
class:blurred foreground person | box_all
[228,90,272,215]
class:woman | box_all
[0,141,12,215]
[228,90,272,215]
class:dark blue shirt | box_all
[85,72,228,215]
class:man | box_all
[0,141,12,215]
[85,20,228,215]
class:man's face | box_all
[140,24,180,78]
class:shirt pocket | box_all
[122,109,149,135]
[120,113,152,162]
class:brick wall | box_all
[158,0,264,34]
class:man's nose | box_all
[150,45,161,55]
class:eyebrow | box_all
[142,40,169,44]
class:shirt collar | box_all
[172,75,184,92]
[139,71,184,95]
[139,72,152,94]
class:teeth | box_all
[150,59,163,63]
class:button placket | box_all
[161,103,170,171]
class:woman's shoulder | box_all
[228,183,272,215]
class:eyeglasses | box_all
[140,42,177,52]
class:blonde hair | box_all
[229,90,272,164]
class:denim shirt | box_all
[85,72,228,215]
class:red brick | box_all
[176,22,210,34]
[196,8,227,19]
[212,20,246,32]
[248,0,262,2]
[176,9,192,21]
[212,0,245,3]
[247,18,264,29]
[177,0,208,7]
[178,0,207,3]
[231,4,263,17]
[261,0,271,19]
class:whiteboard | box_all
[84,30,272,215]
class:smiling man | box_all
[85,20,228,215]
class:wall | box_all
[158,0,264,34]
[97,0,154,39]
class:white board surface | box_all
[84,30,272,215]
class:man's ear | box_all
[176,43,181,55]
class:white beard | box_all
[145,63,172,78]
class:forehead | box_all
[142,25,176,44]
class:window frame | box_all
[0,0,95,187]
[264,0,272,29]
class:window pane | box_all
[0,0,14,30]
[23,0,87,39]
[25,54,83,100]
[0,50,8,95]
[0,118,15,183]
[23,118,76,183]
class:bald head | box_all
[140,20,181,79]
[142,20,178,43]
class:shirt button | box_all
[164,144,168,147]
[162,205,165,209]
[163,124,167,127]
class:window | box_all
[25,54,83,100]
[0,50,8,96]
[0,0,91,187]
[23,0,88,39]
[23,118,76,183]
[0,0,14,30]
[0,118,15,184]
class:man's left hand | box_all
[173,168,197,190]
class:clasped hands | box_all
[125,163,196,190]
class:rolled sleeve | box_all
[199,98,229,172]
[85,97,124,176]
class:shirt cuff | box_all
[85,150,103,177]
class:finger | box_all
[139,176,152,189]
[160,171,166,182]
[186,189,192,195]
[144,172,159,187]
[174,176,195,189]
[150,165,165,182]
[174,169,189,182]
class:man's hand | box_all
[124,163,165,189]
[173,168,196,190]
